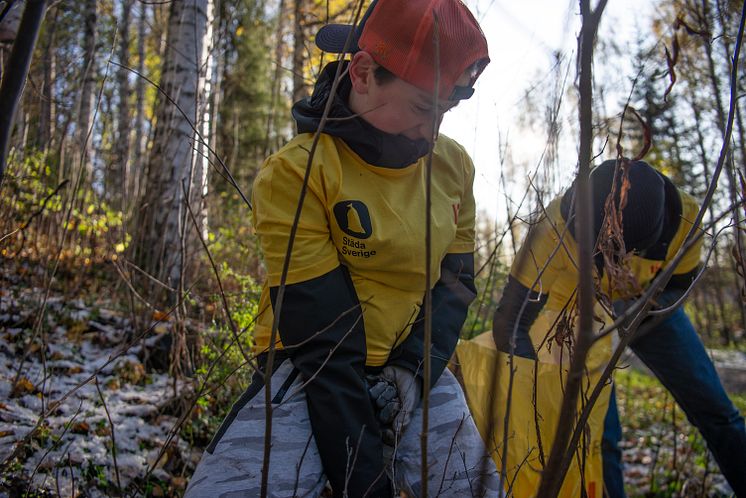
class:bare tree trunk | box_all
[192,0,216,239]
[702,0,746,337]
[37,3,57,150]
[131,1,147,209]
[536,1,608,496]
[135,0,211,307]
[0,0,46,182]
[0,0,24,76]
[76,0,97,180]
[292,0,307,103]
[264,0,286,156]
[115,0,132,212]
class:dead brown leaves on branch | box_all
[596,159,644,303]
[664,15,710,101]
[616,107,652,162]
[550,302,579,357]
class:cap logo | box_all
[373,41,390,61]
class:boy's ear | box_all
[349,51,376,94]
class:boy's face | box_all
[363,75,459,142]
[349,52,471,142]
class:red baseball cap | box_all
[315,0,490,100]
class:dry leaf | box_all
[71,421,90,434]
[11,377,36,398]
[94,425,111,437]
[152,310,170,322]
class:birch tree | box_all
[0,0,25,75]
[114,0,132,212]
[75,0,97,177]
[131,2,147,206]
[135,0,213,308]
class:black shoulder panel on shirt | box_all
[492,275,547,359]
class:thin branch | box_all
[419,10,440,498]
[259,3,367,495]
[182,183,255,370]
[94,377,122,494]
[550,2,746,487]
[536,0,608,495]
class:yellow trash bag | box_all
[456,309,612,498]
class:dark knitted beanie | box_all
[590,160,666,252]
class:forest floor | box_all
[0,260,197,497]
[0,259,745,497]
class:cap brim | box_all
[315,24,359,54]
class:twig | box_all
[26,400,83,494]
[419,10,440,497]
[182,183,254,369]
[435,415,466,497]
[94,377,122,494]
[259,2,366,495]
[0,179,68,247]
[535,1,608,496]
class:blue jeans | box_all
[602,307,746,497]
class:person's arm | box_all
[649,189,704,312]
[491,275,547,359]
[270,269,389,497]
[253,155,389,497]
[388,252,478,389]
[493,203,565,357]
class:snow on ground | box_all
[2,267,745,496]
[0,285,194,496]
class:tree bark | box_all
[135,0,212,306]
[115,0,132,212]
[131,1,147,208]
[292,0,307,103]
[0,0,46,182]
[76,0,97,178]
[193,0,215,239]
[38,4,57,151]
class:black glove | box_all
[366,374,401,446]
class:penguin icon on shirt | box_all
[346,203,365,234]
[334,200,373,239]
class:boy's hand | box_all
[367,375,401,445]
[380,366,421,436]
